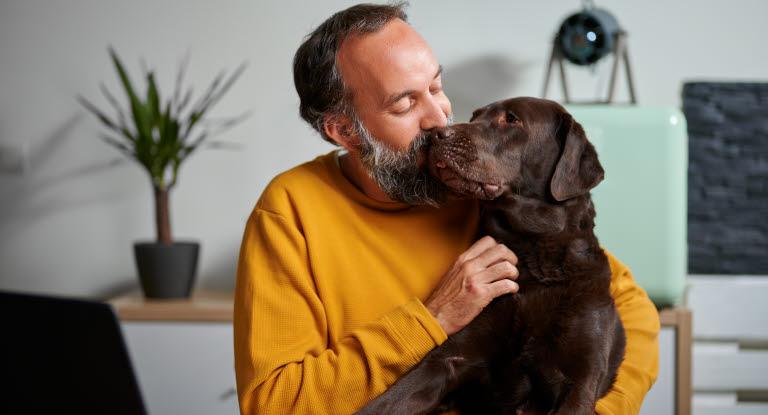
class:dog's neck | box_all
[481,192,595,237]
[479,192,601,285]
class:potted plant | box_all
[79,47,246,299]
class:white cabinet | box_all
[111,291,239,415]
[639,308,692,415]
[121,322,239,415]
[641,327,678,415]
[687,276,768,415]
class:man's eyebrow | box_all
[435,65,443,79]
[382,65,444,108]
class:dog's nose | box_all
[431,127,455,142]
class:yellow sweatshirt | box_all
[234,151,659,414]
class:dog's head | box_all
[427,97,603,203]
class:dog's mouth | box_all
[433,160,504,200]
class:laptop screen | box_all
[0,291,147,414]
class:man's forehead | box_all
[337,19,440,106]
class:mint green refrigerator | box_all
[566,106,688,306]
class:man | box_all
[234,3,659,414]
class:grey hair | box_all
[352,112,453,206]
[293,2,409,144]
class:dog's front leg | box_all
[354,328,491,415]
[553,307,623,415]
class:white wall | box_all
[1,0,766,298]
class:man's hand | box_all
[424,236,519,335]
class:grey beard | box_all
[354,115,453,207]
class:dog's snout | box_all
[431,127,455,142]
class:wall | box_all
[684,83,768,274]
[1,0,767,298]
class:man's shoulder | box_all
[255,150,339,215]
[265,151,335,191]
[602,249,629,276]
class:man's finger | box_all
[471,243,519,269]
[462,235,498,262]
[477,261,519,284]
[488,278,519,300]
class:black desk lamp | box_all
[542,2,637,104]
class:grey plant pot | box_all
[134,241,199,299]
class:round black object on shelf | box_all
[557,8,619,65]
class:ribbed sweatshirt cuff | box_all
[382,298,448,365]
[596,389,637,415]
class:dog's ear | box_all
[550,114,604,201]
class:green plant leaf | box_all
[99,134,136,158]
[146,72,161,122]
[172,52,190,115]
[98,83,130,133]
[78,95,123,133]
[182,131,208,159]
[189,70,225,114]
[110,47,152,144]
[176,86,194,118]
[183,62,248,140]
[83,48,248,200]
[199,111,251,136]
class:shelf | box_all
[109,290,234,322]
[110,290,686,328]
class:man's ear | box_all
[550,114,604,201]
[323,114,358,151]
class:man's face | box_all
[352,113,451,206]
[337,18,453,204]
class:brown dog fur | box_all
[355,97,625,415]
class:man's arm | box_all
[595,250,661,415]
[233,203,522,415]
[233,209,449,414]
[424,235,520,336]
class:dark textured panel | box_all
[683,82,768,274]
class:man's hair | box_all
[293,2,408,144]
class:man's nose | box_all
[420,95,450,131]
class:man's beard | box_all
[352,114,453,207]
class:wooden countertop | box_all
[109,290,234,322]
[659,306,691,327]
[110,290,688,327]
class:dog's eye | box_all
[506,113,520,124]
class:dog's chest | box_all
[485,240,614,338]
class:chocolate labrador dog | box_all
[356,97,625,415]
